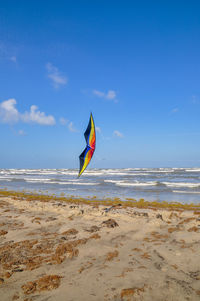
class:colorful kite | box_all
[78,113,96,177]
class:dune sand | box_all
[0,194,200,300]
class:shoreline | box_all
[1,167,200,205]
[0,190,200,300]
[1,189,200,210]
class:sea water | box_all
[0,168,200,204]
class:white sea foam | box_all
[116,181,157,187]
[25,178,52,182]
[1,168,200,204]
[185,169,200,172]
[25,179,97,186]
[0,178,11,181]
[58,172,78,175]
[104,180,124,184]
[54,181,98,186]
[173,190,200,194]
[26,180,56,184]
[80,172,106,176]
[146,170,175,173]
[163,182,200,188]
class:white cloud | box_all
[60,117,78,133]
[22,105,55,125]
[171,108,179,114]
[93,89,117,101]
[96,126,101,133]
[113,130,123,138]
[0,43,17,62]
[93,90,105,98]
[106,90,116,100]
[192,95,199,104]
[59,117,68,125]
[46,62,68,89]
[68,121,78,132]
[0,98,55,126]
[0,98,19,123]
[18,129,26,136]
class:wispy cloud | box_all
[60,117,78,132]
[0,98,55,126]
[46,62,68,89]
[171,108,179,114]
[191,95,199,104]
[0,42,17,63]
[106,90,116,100]
[95,126,111,141]
[96,126,101,133]
[113,130,123,138]
[93,90,105,98]
[18,129,26,136]
[10,56,17,63]
[68,121,78,132]
[59,117,68,125]
[93,89,117,102]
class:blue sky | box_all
[0,0,200,168]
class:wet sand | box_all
[0,193,200,301]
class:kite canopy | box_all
[78,113,96,177]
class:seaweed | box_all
[1,189,200,210]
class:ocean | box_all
[0,168,200,204]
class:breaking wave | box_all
[1,168,200,204]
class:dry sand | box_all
[0,194,200,301]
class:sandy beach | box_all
[0,192,200,301]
